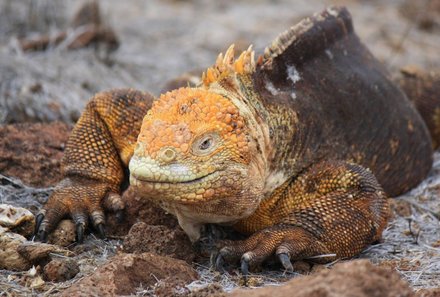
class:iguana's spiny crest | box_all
[202,44,256,87]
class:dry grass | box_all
[359,152,440,290]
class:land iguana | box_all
[35,7,438,273]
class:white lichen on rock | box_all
[0,204,35,237]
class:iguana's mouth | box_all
[129,169,221,203]
[130,170,217,185]
[128,155,219,187]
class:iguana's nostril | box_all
[134,142,147,156]
[159,147,177,163]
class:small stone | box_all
[48,219,76,247]
[0,226,31,271]
[17,241,73,264]
[0,204,35,237]
[43,258,80,282]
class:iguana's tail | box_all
[396,66,440,149]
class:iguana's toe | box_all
[76,222,85,243]
[96,223,106,239]
[35,178,120,243]
[277,253,294,272]
[215,226,321,275]
[103,192,124,213]
[34,213,45,235]
[36,195,69,241]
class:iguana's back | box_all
[253,7,432,197]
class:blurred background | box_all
[0,0,439,124]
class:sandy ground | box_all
[0,0,439,295]
[1,0,439,123]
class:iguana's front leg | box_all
[36,89,154,242]
[215,160,390,274]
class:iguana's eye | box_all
[192,132,219,156]
[199,137,212,150]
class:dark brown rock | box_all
[228,260,415,297]
[43,258,79,282]
[48,219,76,247]
[18,1,119,53]
[17,242,73,264]
[60,252,198,296]
[123,222,195,263]
[0,122,70,188]
[0,226,31,271]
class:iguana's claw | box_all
[278,253,294,272]
[76,223,85,244]
[214,226,317,275]
[34,178,125,244]
[35,213,44,235]
[214,251,226,272]
[115,210,125,223]
[240,256,250,279]
[39,230,48,243]
[96,223,106,239]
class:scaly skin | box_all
[37,7,436,273]
[36,89,154,241]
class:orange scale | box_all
[180,143,189,152]
[174,134,184,143]
[209,105,219,113]
[227,106,237,114]
[207,112,216,121]
[160,135,171,144]
[224,114,232,124]
[202,106,210,114]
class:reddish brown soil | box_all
[0,122,177,237]
[43,258,79,282]
[123,222,195,263]
[227,260,415,297]
[0,122,70,188]
[106,187,178,236]
[60,252,198,296]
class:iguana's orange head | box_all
[129,87,264,230]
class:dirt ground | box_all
[0,0,439,296]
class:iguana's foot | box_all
[214,225,326,277]
[35,176,124,243]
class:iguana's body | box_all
[37,7,437,272]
